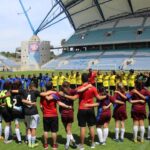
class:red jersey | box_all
[58,89,77,117]
[40,96,58,117]
[130,89,150,112]
[113,93,128,112]
[88,72,96,84]
[78,83,99,110]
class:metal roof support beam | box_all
[94,0,105,21]
[128,0,134,14]
[56,0,76,30]
[66,0,83,9]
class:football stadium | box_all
[0,0,150,150]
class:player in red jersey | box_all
[88,68,97,86]
[128,81,150,143]
[40,82,72,150]
[77,73,106,150]
[147,94,150,140]
[113,83,128,142]
[84,87,114,145]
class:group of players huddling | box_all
[0,68,150,150]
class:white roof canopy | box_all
[60,0,150,30]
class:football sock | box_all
[103,128,109,142]
[140,126,145,140]
[120,128,125,140]
[31,136,36,145]
[97,128,103,143]
[15,128,21,142]
[148,126,150,139]
[27,134,31,145]
[4,126,10,141]
[115,128,119,139]
[0,123,2,137]
[70,134,75,142]
[66,134,71,146]
[133,126,138,140]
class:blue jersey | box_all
[45,76,51,84]
[26,78,32,89]
[0,79,5,90]
[39,76,45,87]
[20,78,26,89]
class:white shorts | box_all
[25,114,40,129]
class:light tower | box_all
[18,0,67,70]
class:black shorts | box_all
[97,83,103,90]
[43,117,58,132]
[70,84,76,89]
[12,109,25,120]
[77,109,96,127]
[1,107,12,123]
[110,86,116,91]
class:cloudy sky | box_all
[0,0,74,52]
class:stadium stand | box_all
[0,54,20,71]
[41,0,150,71]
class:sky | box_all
[0,0,74,52]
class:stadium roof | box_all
[59,0,150,30]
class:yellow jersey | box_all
[122,74,128,86]
[109,75,116,86]
[97,74,103,83]
[52,76,58,87]
[65,76,70,83]
[128,74,136,87]
[58,75,66,85]
[76,75,82,85]
[103,75,110,87]
[69,74,76,84]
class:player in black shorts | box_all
[11,80,25,144]
[0,81,13,144]
[22,83,40,148]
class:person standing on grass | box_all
[0,81,13,144]
[88,68,97,86]
[113,84,128,142]
[77,73,107,150]
[11,80,25,144]
[57,81,78,150]
[41,81,72,150]
[22,83,41,148]
[84,87,114,146]
[147,92,150,140]
[128,81,150,143]
[76,72,82,87]
[69,70,76,89]
[58,72,66,90]
[109,70,116,95]
[51,72,58,89]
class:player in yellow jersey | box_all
[51,72,58,89]
[109,70,116,95]
[96,71,103,90]
[76,72,82,87]
[65,73,70,83]
[121,72,128,91]
[128,69,136,91]
[103,72,110,91]
[69,70,76,89]
[58,72,66,90]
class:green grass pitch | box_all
[0,71,150,150]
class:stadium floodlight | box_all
[18,0,68,35]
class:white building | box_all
[21,35,51,70]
